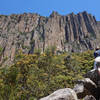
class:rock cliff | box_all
[0,11,100,65]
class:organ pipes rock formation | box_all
[0,11,100,65]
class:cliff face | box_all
[0,11,100,65]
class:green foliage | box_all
[0,50,94,100]
[22,45,30,49]
[30,39,35,45]
[0,46,3,55]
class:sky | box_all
[0,0,100,20]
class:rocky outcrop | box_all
[73,78,97,99]
[74,78,98,99]
[40,69,100,100]
[74,69,100,100]
[40,88,78,100]
[0,11,100,65]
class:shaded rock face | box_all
[40,88,78,100]
[73,78,98,99]
[0,11,100,65]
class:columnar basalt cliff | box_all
[0,11,100,65]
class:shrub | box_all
[0,50,94,99]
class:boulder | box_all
[83,95,96,100]
[40,88,78,100]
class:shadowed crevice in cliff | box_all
[28,30,35,54]
[82,11,96,38]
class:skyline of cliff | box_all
[1,0,100,21]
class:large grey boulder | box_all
[40,88,78,100]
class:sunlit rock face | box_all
[0,11,100,65]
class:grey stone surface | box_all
[40,88,78,100]
[83,95,96,100]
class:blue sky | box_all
[0,0,100,20]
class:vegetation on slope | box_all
[0,49,94,100]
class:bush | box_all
[0,50,94,99]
